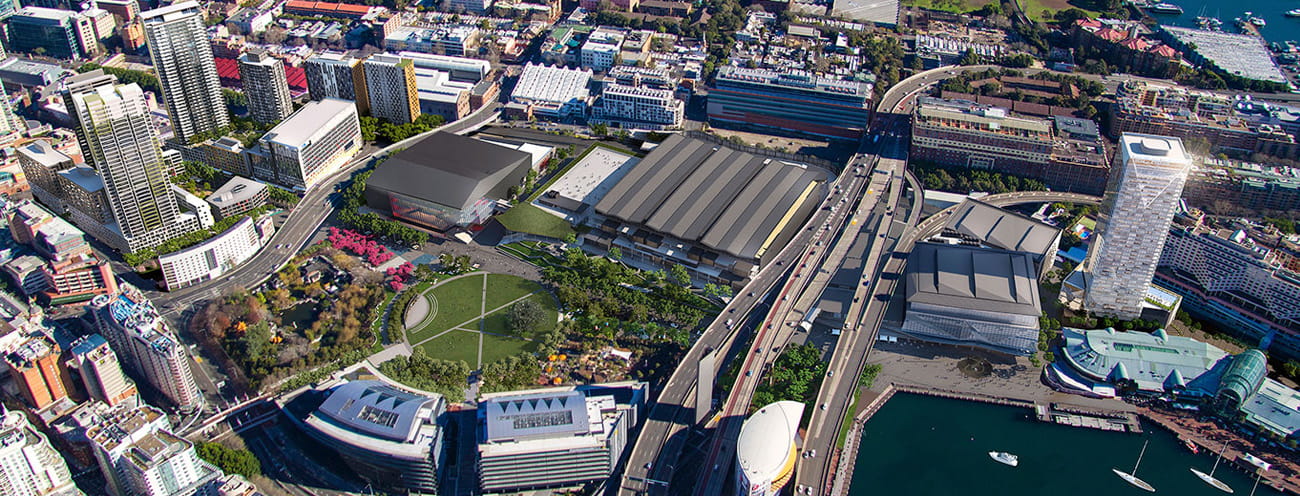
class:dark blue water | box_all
[1151,1,1300,44]
[848,393,1286,496]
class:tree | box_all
[359,115,379,142]
[563,232,577,245]
[195,443,262,478]
[590,123,609,137]
[507,300,546,333]
[959,48,981,66]
[607,247,622,260]
[669,265,691,287]
[1053,8,1090,27]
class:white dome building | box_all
[735,401,804,496]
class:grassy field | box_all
[409,273,558,367]
[417,330,481,365]
[476,294,560,340]
[1018,0,1101,21]
[480,333,535,363]
[902,0,995,13]
[498,241,564,266]
[409,275,484,339]
[484,274,543,311]
[495,204,576,240]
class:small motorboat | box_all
[989,451,1019,467]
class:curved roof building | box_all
[300,380,447,494]
[736,401,804,496]
[1059,327,1228,393]
[1216,349,1268,410]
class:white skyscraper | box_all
[89,291,203,412]
[141,1,229,144]
[68,83,181,252]
[0,405,80,496]
[1083,133,1192,319]
[238,49,293,125]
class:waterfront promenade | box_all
[864,338,1130,412]
[1141,404,1300,494]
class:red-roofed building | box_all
[284,0,376,19]
[1148,45,1180,58]
[1092,28,1128,43]
[1119,37,1151,51]
[1075,18,1102,30]
[215,57,242,87]
[1073,18,1182,78]
[284,66,308,92]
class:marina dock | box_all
[1035,402,1143,433]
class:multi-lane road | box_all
[619,64,969,496]
[617,148,881,495]
[692,117,906,496]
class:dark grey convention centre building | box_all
[901,242,1043,356]
[364,132,532,232]
[585,134,831,288]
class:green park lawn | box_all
[495,204,576,240]
[475,293,560,341]
[485,274,544,311]
[409,275,484,339]
[408,273,559,367]
[902,0,994,13]
[480,333,535,363]
[416,330,481,365]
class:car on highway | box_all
[745,370,752,377]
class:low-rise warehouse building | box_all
[901,242,1042,356]
[940,199,1062,281]
[586,134,830,288]
[364,132,532,231]
[205,176,268,219]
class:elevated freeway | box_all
[619,64,966,496]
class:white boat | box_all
[1252,17,1267,27]
[989,451,1019,467]
[1150,2,1184,14]
[1114,440,1157,492]
[1241,453,1272,472]
[1191,441,1235,493]
[1288,9,1300,18]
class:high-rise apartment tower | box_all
[68,83,181,252]
[1083,133,1193,319]
[141,1,229,144]
[238,49,293,124]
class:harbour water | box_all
[1149,1,1300,44]
[847,393,1286,495]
